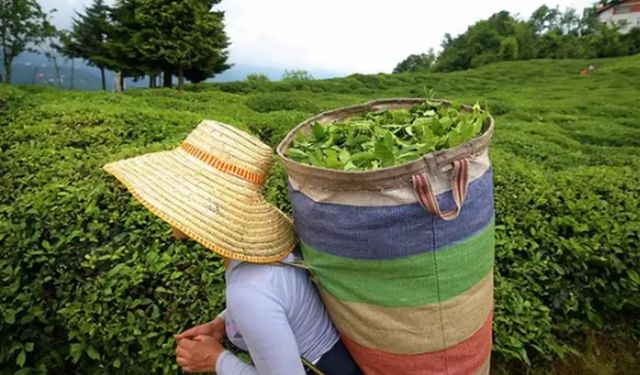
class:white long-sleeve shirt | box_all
[216,254,339,375]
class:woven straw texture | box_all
[278,99,495,375]
[104,120,296,263]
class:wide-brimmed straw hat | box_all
[103,120,297,263]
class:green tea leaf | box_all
[311,123,325,141]
[16,350,26,367]
[338,149,351,163]
[5,309,16,324]
[324,149,340,169]
[286,148,308,160]
[70,343,83,363]
[86,346,101,360]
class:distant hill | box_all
[3,52,347,90]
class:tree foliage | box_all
[246,73,269,82]
[0,0,55,83]
[59,0,230,90]
[499,36,519,61]
[61,0,111,90]
[282,69,314,81]
[400,5,640,74]
[132,0,230,89]
[393,49,436,73]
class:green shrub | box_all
[245,92,320,113]
[247,110,309,148]
[246,73,270,82]
[491,154,640,365]
[0,84,27,126]
[282,69,314,81]
[217,81,254,94]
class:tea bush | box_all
[1,55,639,374]
[245,92,320,113]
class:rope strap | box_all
[412,158,470,221]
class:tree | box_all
[40,30,65,88]
[621,27,640,55]
[0,0,54,83]
[393,49,436,73]
[108,0,149,88]
[499,37,519,61]
[425,4,638,73]
[530,5,561,35]
[282,69,313,80]
[246,73,269,82]
[61,0,112,90]
[559,8,580,36]
[579,6,600,36]
[588,22,628,57]
[433,11,524,72]
[433,32,471,72]
[514,21,538,59]
[132,0,231,90]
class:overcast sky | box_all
[44,0,596,74]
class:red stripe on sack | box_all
[419,174,438,215]
[459,159,470,198]
[421,174,440,216]
[413,175,428,211]
[180,142,265,185]
[342,311,493,375]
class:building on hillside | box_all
[596,0,640,33]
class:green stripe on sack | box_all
[301,222,494,308]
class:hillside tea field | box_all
[1,56,639,374]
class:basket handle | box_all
[412,158,470,221]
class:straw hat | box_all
[103,120,297,263]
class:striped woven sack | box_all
[277,99,495,375]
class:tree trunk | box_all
[114,71,122,92]
[70,59,75,90]
[100,66,106,91]
[178,68,184,91]
[52,56,62,88]
[149,74,154,88]
[2,52,11,83]
[163,69,172,87]
[5,60,12,84]
[119,73,125,92]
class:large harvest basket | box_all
[277,98,495,375]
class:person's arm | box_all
[216,283,306,375]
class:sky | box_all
[44,0,596,74]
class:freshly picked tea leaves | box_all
[286,100,490,171]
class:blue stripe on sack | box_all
[289,168,494,260]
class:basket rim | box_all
[276,98,495,189]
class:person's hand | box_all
[176,335,225,373]
[175,318,226,342]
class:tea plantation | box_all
[1,55,639,374]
